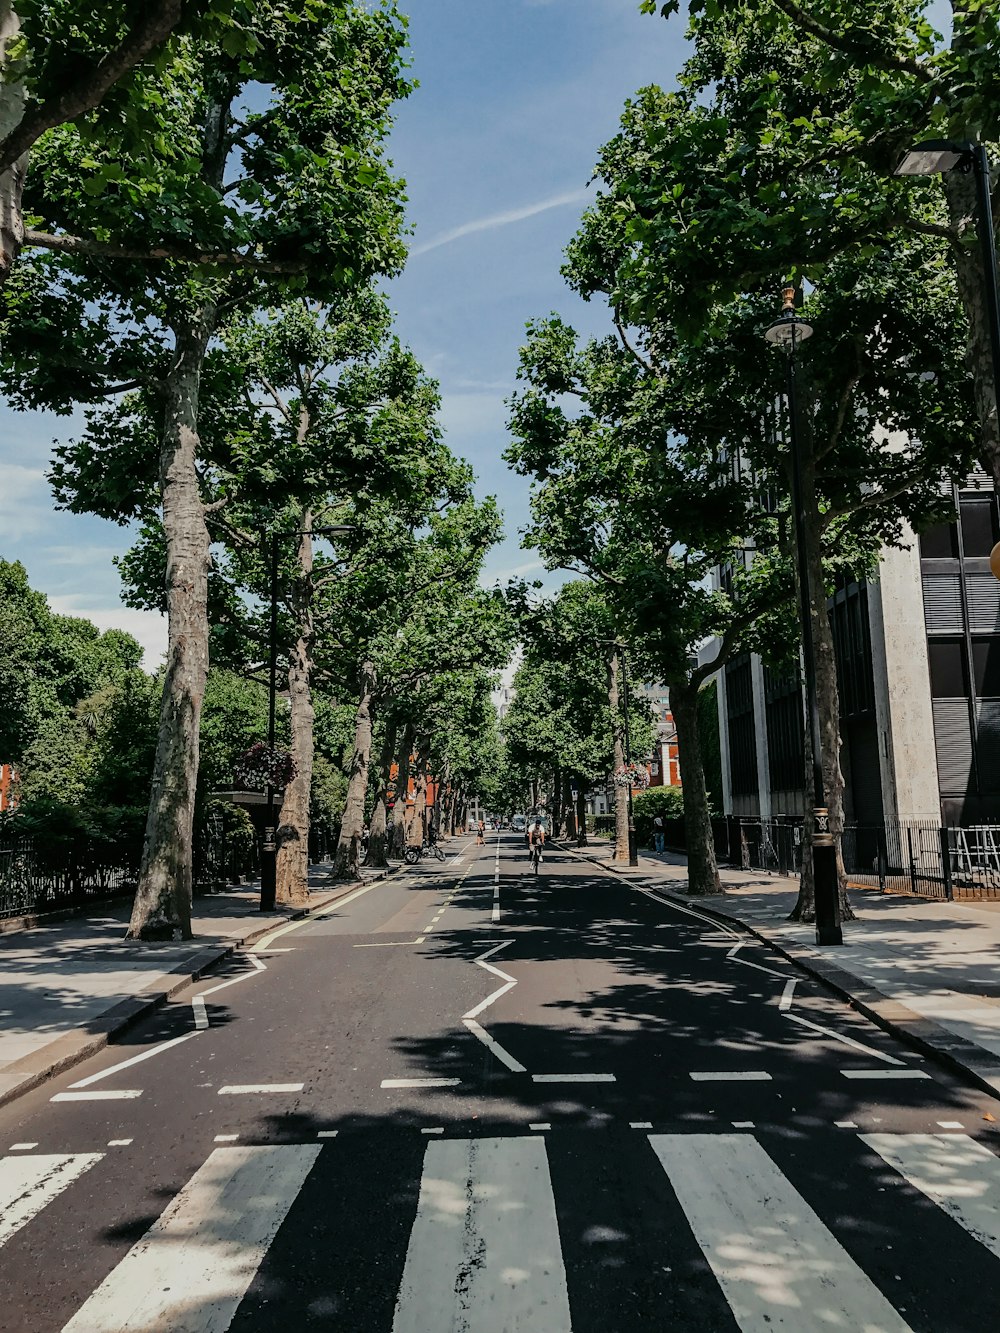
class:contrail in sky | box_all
[410,187,590,257]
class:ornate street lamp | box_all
[764,286,843,945]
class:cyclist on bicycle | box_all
[529,818,545,868]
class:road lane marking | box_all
[421,1127,445,1135]
[532,1073,616,1084]
[192,996,209,1029]
[214,1134,239,1143]
[630,1122,653,1129]
[392,1137,571,1333]
[689,1071,772,1082]
[835,1120,859,1128]
[731,1121,755,1129]
[650,1134,912,1332]
[463,1018,526,1072]
[529,1123,551,1131]
[937,1120,965,1129]
[864,1133,1000,1259]
[60,1145,321,1333]
[785,1013,906,1065]
[464,979,516,1021]
[353,939,424,947]
[841,1069,930,1080]
[250,879,385,951]
[218,1083,304,1095]
[0,1153,102,1249]
[51,1090,142,1101]
[68,1031,200,1090]
[9,1143,37,1151]
[317,1130,339,1138]
[381,1077,462,1089]
[778,979,796,1011]
[107,1139,133,1147]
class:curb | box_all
[559,841,1000,1105]
[0,866,400,1112]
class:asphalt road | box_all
[2,832,1000,1331]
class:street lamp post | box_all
[764,287,843,946]
[895,140,1000,441]
[258,523,354,913]
[620,651,640,868]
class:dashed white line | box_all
[192,997,209,1030]
[52,1090,143,1102]
[107,1139,133,1147]
[841,1069,930,1081]
[317,1130,339,1139]
[381,1078,461,1089]
[731,1121,755,1129]
[217,1083,304,1095]
[630,1122,652,1130]
[835,1120,859,1129]
[938,1120,965,1129]
[214,1134,239,1143]
[689,1071,772,1083]
[9,1143,37,1151]
[532,1073,616,1084]
[778,979,796,1012]
[529,1123,551,1131]
[421,1127,445,1135]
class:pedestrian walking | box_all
[653,813,665,854]
[476,819,485,845]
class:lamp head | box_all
[894,139,971,176]
[763,284,813,346]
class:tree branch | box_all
[769,0,934,83]
[613,308,652,372]
[23,229,310,273]
[0,1,183,175]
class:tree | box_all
[0,0,209,281]
[633,1,1000,481]
[2,1,413,937]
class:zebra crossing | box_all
[2,1127,999,1330]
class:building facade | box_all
[713,472,1000,828]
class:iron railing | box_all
[0,832,140,920]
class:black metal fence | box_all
[0,832,139,920]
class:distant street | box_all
[1,833,999,1331]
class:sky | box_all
[0,0,688,668]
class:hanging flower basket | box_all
[233,743,297,792]
[613,763,650,790]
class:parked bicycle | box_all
[404,840,446,865]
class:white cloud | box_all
[47,596,168,672]
[409,187,590,257]
[0,464,48,539]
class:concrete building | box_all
[711,469,1000,828]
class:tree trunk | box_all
[389,722,413,858]
[0,3,27,285]
[276,525,315,907]
[333,659,376,880]
[127,298,217,939]
[608,652,631,861]
[367,717,397,868]
[409,747,428,846]
[788,454,855,922]
[942,163,1000,488]
[576,786,589,846]
[670,680,722,895]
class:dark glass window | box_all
[960,497,999,557]
[920,522,959,559]
[973,638,1000,696]
[928,639,970,698]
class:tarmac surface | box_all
[1,832,999,1331]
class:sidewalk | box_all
[564,838,1000,1101]
[0,861,398,1109]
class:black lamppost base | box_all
[628,825,638,867]
[813,840,843,945]
[260,828,277,912]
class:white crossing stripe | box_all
[381,1078,461,1089]
[649,1134,912,1332]
[392,1136,571,1333]
[531,1073,615,1084]
[51,1090,143,1101]
[689,1071,772,1082]
[61,1145,321,1333]
[0,1153,102,1249]
[217,1083,303,1095]
[864,1133,1000,1260]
